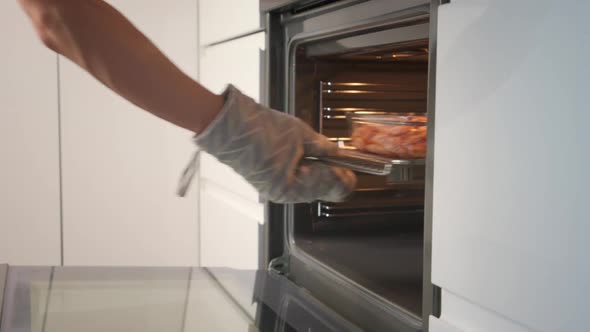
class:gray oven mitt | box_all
[179,85,356,203]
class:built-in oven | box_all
[258,0,441,331]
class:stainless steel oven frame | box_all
[260,1,443,330]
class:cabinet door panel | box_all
[199,181,262,318]
[0,1,61,265]
[200,181,263,270]
[60,0,199,266]
[199,0,260,45]
[198,31,265,317]
[199,32,265,200]
[432,1,590,331]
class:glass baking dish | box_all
[348,113,427,160]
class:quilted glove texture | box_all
[193,85,356,203]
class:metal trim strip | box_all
[0,264,8,331]
[203,28,266,48]
[422,0,443,329]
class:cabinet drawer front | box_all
[199,32,266,201]
[200,183,263,270]
[199,0,261,45]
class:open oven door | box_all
[261,0,439,331]
[254,269,362,332]
[431,1,590,331]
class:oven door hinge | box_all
[268,255,290,276]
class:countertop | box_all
[0,265,360,332]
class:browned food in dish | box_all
[351,120,427,159]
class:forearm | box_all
[18,0,222,134]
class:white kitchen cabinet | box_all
[199,31,266,200]
[200,181,263,270]
[431,1,590,331]
[199,0,261,45]
[184,268,254,331]
[199,184,261,319]
[198,32,266,273]
[429,315,461,332]
[0,1,61,265]
[59,0,200,266]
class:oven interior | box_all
[290,25,429,320]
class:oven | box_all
[258,0,441,331]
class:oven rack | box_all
[318,80,427,135]
[316,187,425,220]
[314,81,427,222]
